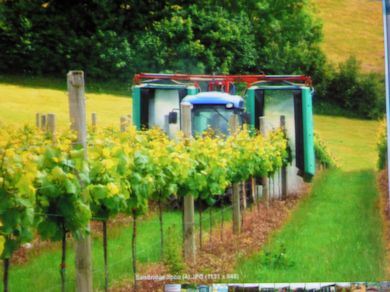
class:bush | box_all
[315,57,385,119]
[377,119,387,170]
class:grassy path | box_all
[235,115,385,281]
[7,212,185,292]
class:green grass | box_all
[234,115,385,281]
[7,212,182,292]
[4,207,232,291]
[0,75,132,128]
[313,115,379,170]
[236,169,384,281]
[311,0,384,73]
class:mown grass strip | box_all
[235,169,385,281]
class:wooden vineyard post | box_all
[67,71,93,292]
[251,177,257,211]
[35,112,41,128]
[120,116,127,132]
[47,113,56,141]
[40,114,47,131]
[280,115,288,200]
[259,116,269,207]
[241,183,247,210]
[91,112,97,130]
[230,114,241,235]
[181,102,196,261]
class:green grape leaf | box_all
[64,179,77,194]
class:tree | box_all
[317,57,385,119]
[0,0,325,80]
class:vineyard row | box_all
[0,122,288,291]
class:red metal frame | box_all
[133,73,312,93]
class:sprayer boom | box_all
[133,73,312,93]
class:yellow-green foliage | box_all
[314,132,337,168]
[0,83,132,128]
[377,118,387,170]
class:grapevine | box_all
[0,125,40,292]
[86,126,128,292]
[0,122,288,291]
[35,129,91,292]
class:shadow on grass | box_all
[313,100,375,121]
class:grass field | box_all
[312,0,384,73]
[235,115,385,281]
[314,115,379,170]
[0,76,131,128]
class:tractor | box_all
[132,73,315,198]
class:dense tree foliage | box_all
[0,0,324,80]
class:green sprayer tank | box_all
[245,83,315,181]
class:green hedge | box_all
[314,57,385,120]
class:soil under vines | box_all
[378,168,390,279]
[113,187,309,292]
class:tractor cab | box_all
[181,91,245,136]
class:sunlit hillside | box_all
[313,0,384,73]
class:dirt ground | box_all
[378,168,390,279]
[112,187,309,292]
